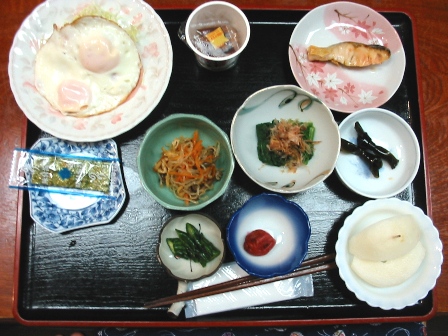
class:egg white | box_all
[35,16,142,117]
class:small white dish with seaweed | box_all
[27,137,126,233]
[230,85,340,193]
[335,108,420,198]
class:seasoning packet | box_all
[9,148,119,198]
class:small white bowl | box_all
[335,198,443,310]
[157,213,225,281]
[336,108,420,198]
[230,85,340,193]
[227,193,311,278]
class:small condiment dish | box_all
[137,113,234,211]
[335,198,443,310]
[336,108,420,198]
[157,213,225,281]
[227,193,311,278]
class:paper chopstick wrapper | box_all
[184,261,314,318]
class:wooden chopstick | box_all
[144,253,336,308]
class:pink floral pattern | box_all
[289,2,405,113]
[9,0,173,141]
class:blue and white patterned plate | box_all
[28,137,126,233]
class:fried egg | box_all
[35,16,142,117]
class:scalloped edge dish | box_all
[335,198,443,310]
[8,0,172,142]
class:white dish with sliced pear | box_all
[335,198,443,310]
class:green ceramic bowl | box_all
[137,114,234,211]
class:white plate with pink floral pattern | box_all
[288,2,405,113]
[8,0,172,142]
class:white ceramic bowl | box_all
[336,108,420,198]
[335,198,443,310]
[227,193,311,278]
[230,85,340,193]
[158,213,225,281]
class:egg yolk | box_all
[57,80,91,112]
[79,35,120,73]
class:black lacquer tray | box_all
[14,9,433,326]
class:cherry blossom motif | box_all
[334,21,351,35]
[73,119,87,130]
[340,95,348,105]
[297,49,308,64]
[142,42,160,58]
[368,37,382,45]
[132,12,143,25]
[121,5,131,14]
[111,114,122,124]
[289,2,404,112]
[372,27,385,35]
[358,89,377,104]
[307,72,322,87]
[310,87,320,96]
[324,87,339,101]
[324,72,344,90]
[351,19,371,39]
[343,82,356,94]
[309,61,325,74]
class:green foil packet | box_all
[30,154,112,193]
[9,148,119,198]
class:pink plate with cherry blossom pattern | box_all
[9,0,172,141]
[289,2,405,113]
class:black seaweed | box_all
[341,138,383,178]
[354,122,399,169]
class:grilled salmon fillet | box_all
[307,42,391,67]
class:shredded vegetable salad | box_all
[153,131,222,204]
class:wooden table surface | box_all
[0,0,446,323]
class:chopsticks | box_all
[144,253,336,308]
